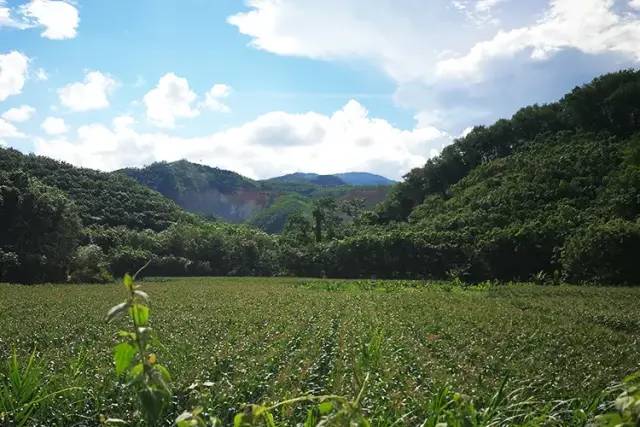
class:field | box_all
[1,278,639,425]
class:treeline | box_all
[2,70,640,285]
[281,70,640,285]
[0,168,280,283]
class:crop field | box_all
[1,278,639,425]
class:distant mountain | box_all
[120,160,270,223]
[266,172,346,187]
[334,172,396,186]
[266,171,395,187]
[121,161,393,232]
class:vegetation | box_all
[279,69,640,285]
[0,149,189,231]
[3,69,640,285]
[1,277,639,425]
[120,160,391,228]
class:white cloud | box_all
[230,0,640,83]
[0,0,23,28]
[0,51,29,102]
[41,116,67,135]
[113,115,135,131]
[2,105,36,122]
[35,67,48,81]
[19,0,79,40]
[58,71,117,111]
[143,73,200,128]
[436,0,640,81]
[228,0,460,83]
[34,100,451,180]
[0,118,25,139]
[452,0,507,25]
[202,83,232,112]
[229,0,640,133]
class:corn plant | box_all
[0,348,78,426]
[176,332,380,426]
[105,267,171,425]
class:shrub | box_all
[69,244,112,283]
[108,246,153,278]
[561,219,640,285]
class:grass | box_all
[0,277,639,425]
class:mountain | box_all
[333,172,396,186]
[265,172,346,187]
[3,70,640,285]
[0,148,189,231]
[120,160,271,223]
[377,69,640,223]
[121,161,393,232]
[266,171,396,187]
[350,69,640,284]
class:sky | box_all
[1,0,640,180]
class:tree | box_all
[282,212,313,245]
[0,171,82,283]
[69,244,113,283]
[311,198,339,242]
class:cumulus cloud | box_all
[0,0,24,28]
[2,105,35,122]
[34,100,451,180]
[143,73,200,128]
[452,0,507,25]
[19,0,79,40]
[58,71,117,111]
[0,0,79,39]
[0,118,25,139]
[229,0,640,132]
[34,68,48,81]
[202,83,232,112]
[228,0,458,83]
[436,0,640,80]
[41,116,67,135]
[0,51,29,102]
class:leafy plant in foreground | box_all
[105,266,171,425]
[595,371,640,426]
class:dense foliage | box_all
[0,172,81,283]
[2,70,640,284]
[376,69,640,223]
[0,149,188,231]
[0,150,280,283]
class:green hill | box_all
[119,160,269,223]
[3,70,640,285]
[121,160,392,232]
[377,69,640,222]
[0,148,190,231]
[319,69,640,284]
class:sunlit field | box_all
[1,278,639,425]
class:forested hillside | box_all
[2,70,640,285]
[0,149,189,230]
[120,160,268,222]
[121,160,391,232]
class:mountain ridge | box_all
[119,160,393,231]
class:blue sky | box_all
[1,0,640,179]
